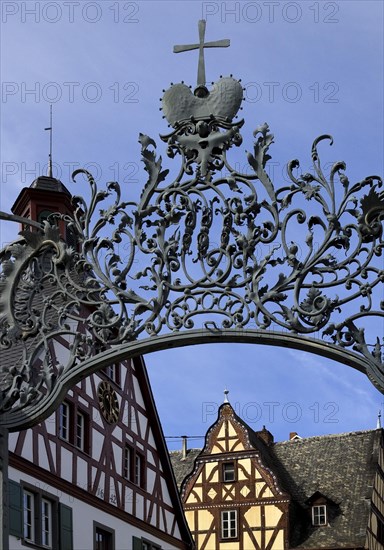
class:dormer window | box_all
[312,504,327,526]
[306,491,334,527]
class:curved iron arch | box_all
[0,121,383,432]
[0,19,383,428]
[0,328,381,432]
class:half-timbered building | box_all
[171,400,384,549]
[3,175,193,550]
[367,432,384,550]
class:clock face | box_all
[97,381,119,424]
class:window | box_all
[41,498,53,547]
[8,481,73,549]
[94,522,115,550]
[58,401,90,453]
[135,453,144,486]
[123,444,145,488]
[132,537,161,550]
[312,504,327,526]
[222,461,235,482]
[76,411,85,451]
[21,486,56,547]
[221,510,238,539]
[59,402,70,441]
[38,209,54,224]
[23,490,35,542]
[104,364,120,385]
[123,445,132,480]
[22,209,31,231]
[95,528,112,550]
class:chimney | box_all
[255,426,274,446]
[181,435,187,459]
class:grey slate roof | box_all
[169,429,382,549]
[170,448,201,490]
[272,430,380,548]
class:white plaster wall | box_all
[132,377,145,408]
[8,432,18,453]
[8,466,183,550]
[38,433,50,470]
[45,413,56,435]
[92,426,105,462]
[60,448,73,482]
[8,431,33,461]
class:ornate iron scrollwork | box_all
[0,21,383,428]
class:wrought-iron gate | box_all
[0,20,383,550]
[1,21,383,433]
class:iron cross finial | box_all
[173,20,230,93]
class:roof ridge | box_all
[169,428,382,451]
[169,448,202,453]
[274,428,382,445]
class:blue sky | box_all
[1,1,383,448]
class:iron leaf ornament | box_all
[0,21,383,429]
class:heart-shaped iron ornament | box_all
[162,77,244,127]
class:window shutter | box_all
[59,503,73,550]
[8,480,23,537]
[132,536,142,550]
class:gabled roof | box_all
[169,401,382,549]
[131,356,194,547]
[178,403,287,498]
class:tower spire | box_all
[377,410,382,429]
[44,104,53,177]
[223,389,229,403]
